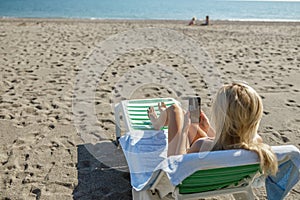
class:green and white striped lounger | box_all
[116,98,262,200]
[114,97,180,142]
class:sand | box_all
[0,18,299,199]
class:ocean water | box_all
[0,0,299,21]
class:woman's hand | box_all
[199,111,210,133]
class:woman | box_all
[188,17,196,26]
[147,82,278,175]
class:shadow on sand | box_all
[73,141,132,200]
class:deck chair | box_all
[115,98,263,200]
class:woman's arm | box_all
[187,138,214,153]
[188,123,207,145]
[199,111,215,138]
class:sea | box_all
[0,0,299,21]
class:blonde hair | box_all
[212,82,278,175]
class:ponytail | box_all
[241,142,278,175]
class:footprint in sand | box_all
[285,99,300,109]
[281,135,290,143]
[271,131,290,143]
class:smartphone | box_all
[189,97,201,123]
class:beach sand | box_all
[0,18,299,199]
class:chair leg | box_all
[114,103,121,145]
[232,187,255,200]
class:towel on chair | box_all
[119,130,168,190]
[119,130,300,199]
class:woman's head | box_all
[211,82,277,175]
[212,82,263,149]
